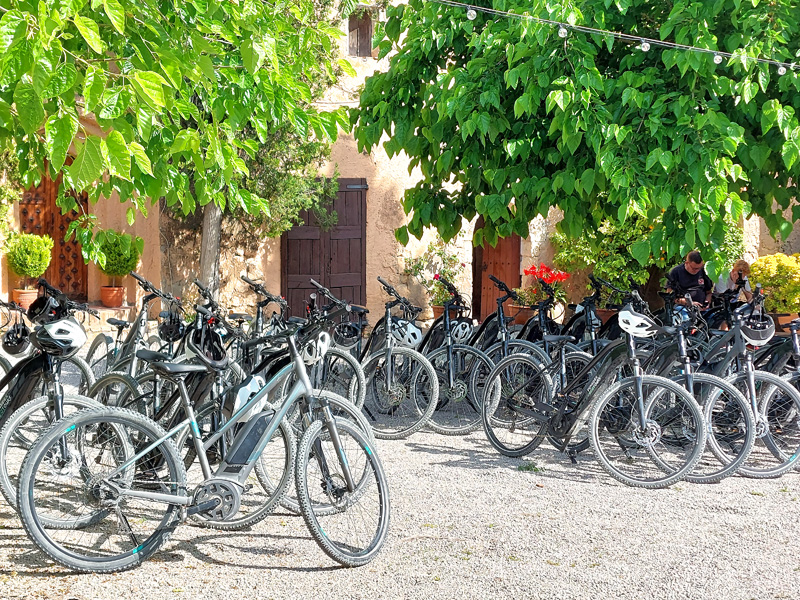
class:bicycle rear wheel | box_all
[17,407,186,572]
[296,418,390,567]
[482,354,552,457]
[361,347,438,439]
[589,375,707,489]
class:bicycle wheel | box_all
[86,333,113,379]
[58,356,95,397]
[0,394,102,508]
[589,375,707,489]
[484,339,550,367]
[726,371,800,478]
[482,354,552,457]
[296,418,390,567]
[280,390,377,515]
[88,371,143,407]
[675,373,755,484]
[17,407,186,572]
[547,351,594,453]
[361,347,438,439]
[425,345,494,435]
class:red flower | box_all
[433,273,441,280]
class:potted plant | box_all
[5,232,53,310]
[512,263,569,324]
[750,253,800,330]
[404,239,464,318]
[96,230,142,308]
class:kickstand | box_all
[567,449,578,465]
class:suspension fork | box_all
[677,329,694,391]
[50,357,70,463]
[744,352,759,414]
[444,302,456,388]
[627,336,648,429]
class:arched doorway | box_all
[471,217,521,321]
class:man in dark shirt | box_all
[667,250,713,307]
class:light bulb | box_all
[466,7,477,20]
[713,53,723,64]
[558,26,568,39]
[640,40,650,52]
[778,65,787,75]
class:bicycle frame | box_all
[102,336,358,507]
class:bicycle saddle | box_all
[350,304,369,315]
[229,313,253,322]
[148,361,209,377]
[542,334,576,344]
[107,318,131,329]
[136,349,172,363]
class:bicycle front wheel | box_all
[296,418,390,567]
[589,375,707,489]
[361,347,438,439]
[17,407,187,573]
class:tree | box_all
[0,0,354,281]
[353,0,800,278]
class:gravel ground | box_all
[1,428,799,600]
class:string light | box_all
[466,6,476,20]
[778,65,787,75]
[424,0,796,73]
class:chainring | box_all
[192,479,242,521]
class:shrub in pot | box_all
[750,253,800,328]
[5,233,53,309]
[96,231,142,308]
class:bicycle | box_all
[17,303,391,572]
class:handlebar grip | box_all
[241,275,257,286]
[377,276,390,287]
[489,274,501,285]
[193,278,206,290]
[130,272,147,285]
[196,305,213,317]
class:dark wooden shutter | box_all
[472,216,521,321]
[282,179,367,317]
[348,14,373,57]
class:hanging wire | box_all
[425,0,798,72]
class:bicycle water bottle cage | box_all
[390,317,422,348]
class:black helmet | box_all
[29,317,87,358]
[740,313,775,346]
[333,322,360,350]
[27,296,60,325]
[2,322,30,355]
[186,326,229,371]
[159,313,185,343]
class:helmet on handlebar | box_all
[27,296,60,325]
[159,312,185,343]
[333,322,361,350]
[186,326,229,371]
[390,317,422,348]
[618,305,660,338]
[301,331,332,365]
[30,317,87,357]
[740,312,775,346]
[2,322,30,355]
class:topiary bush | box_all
[750,253,800,314]
[96,230,141,287]
[5,232,53,288]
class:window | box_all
[349,11,374,58]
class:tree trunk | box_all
[198,201,222,300]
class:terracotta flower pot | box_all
[100,286,125,308]
[509,304,536,326]
[595,308,617,324]
[431,305,462,320]
[12,288,39,311]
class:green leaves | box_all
[13,83,45,136]
[102,131,131,180]
[132,71,168,108]
[0,10,27,56]
[69,136,104,191]
[103,0,126,34]
[630,239,651,266]
[45,112,79,172]
[129,142,153,176]
[74,15,106,54]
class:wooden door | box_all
[18,174,88,300]
[472,217,521,322]
[281,179,367,317]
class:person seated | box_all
[666,250,713,309]
[715,259,753,302]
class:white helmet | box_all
[30,317,87,358]
[618,305,659,338]
[451,319,473,343]
[302,331,332,365]
[390,318,422,348]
